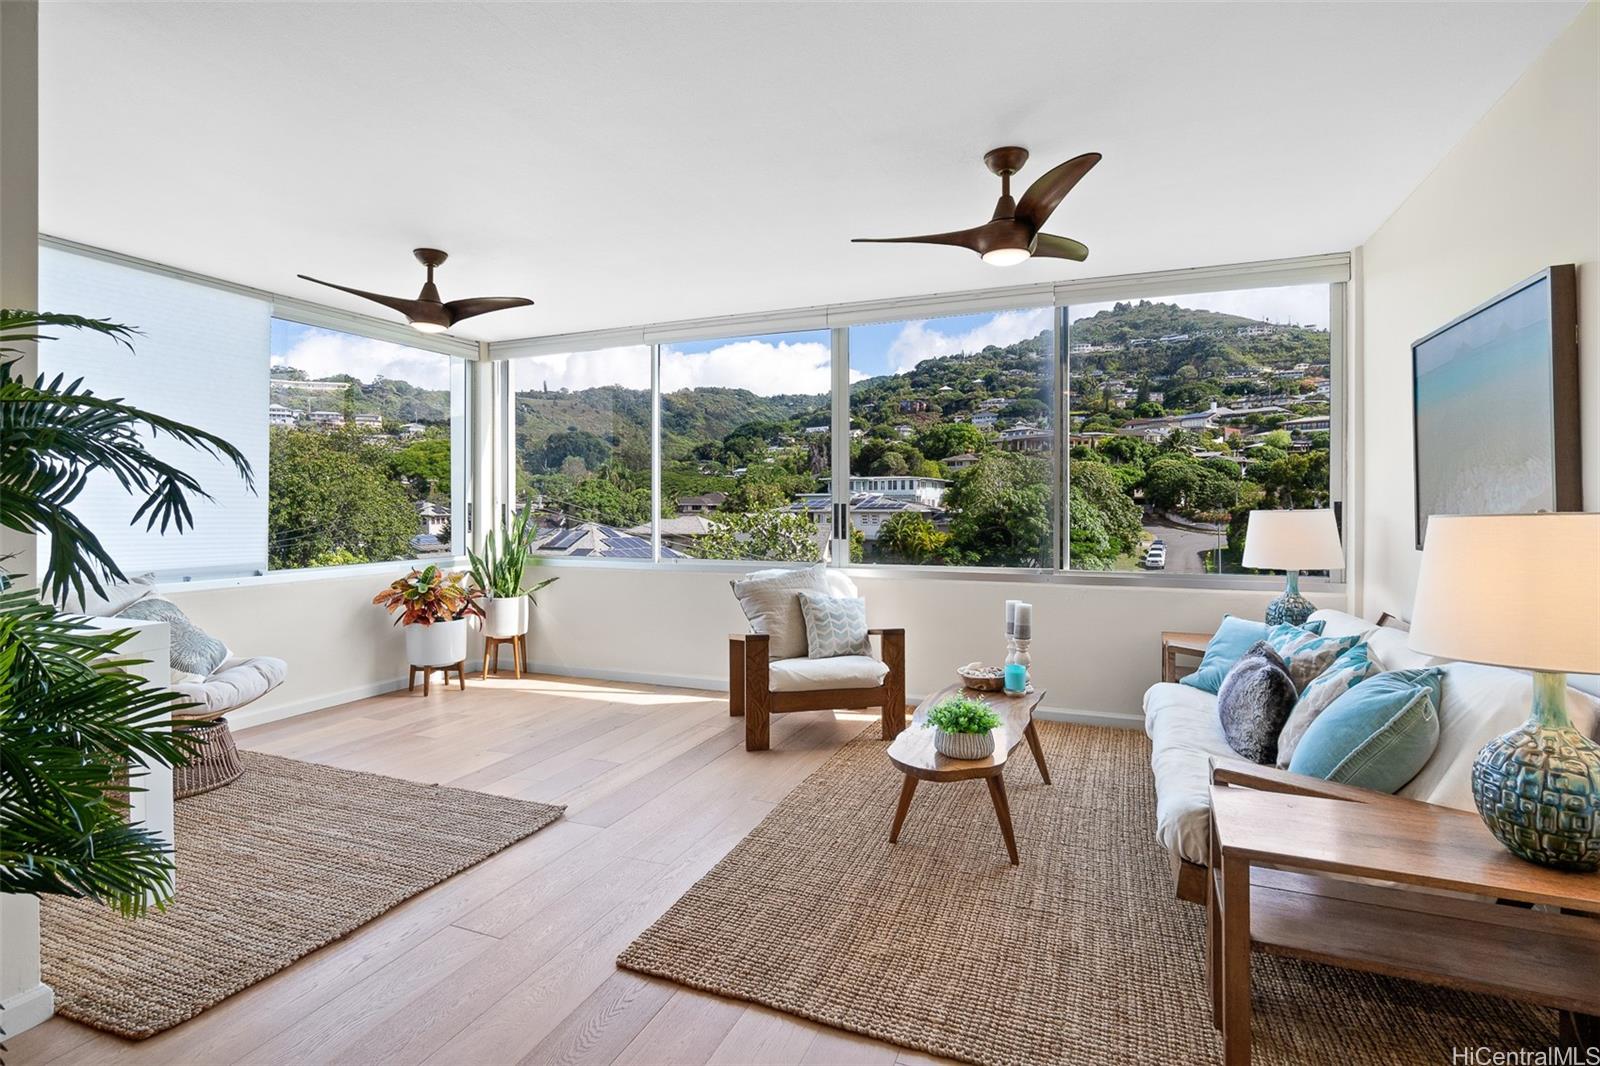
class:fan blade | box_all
[1030,233,1090,262]
[443,296,535,324]
[296,275,433,319]
[850,225,988,251]
[1014,152,1101,232]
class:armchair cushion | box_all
[768,655,889,693]
[171,656,288,721]
[798,592,871,658]
[731,566,832,659]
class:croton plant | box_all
[373,564,485,626]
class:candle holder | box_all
[1004,637,1031,694]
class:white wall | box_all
[164,564,426,728]
[1358,2,1599,617]
[527,565,1337,721]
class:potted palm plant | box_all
[373,564,484,668]
[467,511,557,640]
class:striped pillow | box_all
[1266,624,1362,693]
[1276,642,1375,768]
[798,592,872,659]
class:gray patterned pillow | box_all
[797,592,872,659]
[116,597,228,678]
[1216,641,1297,764]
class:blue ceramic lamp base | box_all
[1472,670,1600,872]
[1264,570,1316,628]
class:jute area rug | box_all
[619,721,1556,1066]
[40,751,563,1039]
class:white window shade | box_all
[38,245,271,582]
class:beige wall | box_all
[527,565,1336,721]
[1357,3,1599,618]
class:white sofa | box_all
[1143,608,1600,898]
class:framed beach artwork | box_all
[1412,264,1580,547]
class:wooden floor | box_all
[11,675,956,1066]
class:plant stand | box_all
[173,718,244,799]
[409,661,466,695]
[483,634,527,679]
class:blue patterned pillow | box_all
[1181,615,1325,694]
[1276,642,1374,768]
[116,597,228,677]
[797,592,872,659]
[1264,624,1361,694]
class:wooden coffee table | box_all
[885,683,1050,865]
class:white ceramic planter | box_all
[934,728,996,760]
[404,618,468,667]
[482,596,529,639]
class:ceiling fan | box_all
[296,248,533,334]
[852,146,1101,266]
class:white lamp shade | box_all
[1408,513,1600,674]
[1240,509,1343,572]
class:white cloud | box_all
[662,338,840,396]
[272,328,453,391]
[886,307,1054,374]
[514,346,653,392]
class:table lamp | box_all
[1240,509,1344,626]
[1408,513,1600,871]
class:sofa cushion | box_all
[1400,662,1600,810]
[1306,608,1376,642]
[1277,642,1376,768]
[1143,682,1232,866]
[1289,669,1443,793]
[731,566,832,660]
[1366,626,1441,672]
[768,655,888,693]
[798,592,872,658]
[1216,642,1297,764]
[171,656,288,721]
[1180,615,1324,694]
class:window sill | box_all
[156,556,469,595]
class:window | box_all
[660,330,833,563]
[1065,284,1335,574]
[267,319,465,570]
[511,346,655,559]
[847,308,1055,567]
[38,245,272,581]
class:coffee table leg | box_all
[1023,719,1051,784]
[985,775,1020,865]
[888,775,918,844]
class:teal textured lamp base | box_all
[1264,570,1316,627]
[1471,670,1600,872]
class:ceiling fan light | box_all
[409,319,449,334]
[981,246,1031,267]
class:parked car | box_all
[1143,546,1167,570]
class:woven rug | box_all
[40,751,563,1039]
[619,721,1557,1066]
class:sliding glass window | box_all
[657,330,834,563]
[1065,284,1335,574]
[267,319,464,571]
[846,308,1055,568]
[511,346,654,560]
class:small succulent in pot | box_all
[924,694,1003,760]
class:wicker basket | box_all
[957,662,1006,692]
[174,718,245,799]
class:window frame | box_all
[492,254,1349,591]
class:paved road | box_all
[1140,521,1225,574]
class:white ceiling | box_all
[40,1,1584,342]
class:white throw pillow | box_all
[730,566,832,660]
[1367,626,1441,672]
[1398,662,1600,811]
[61,571,157,617]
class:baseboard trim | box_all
[0,982,54,1038]
[1034,706,1143,730]
[230,676,411,731]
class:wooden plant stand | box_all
[885,683,1050,865]
[409,661,466,695]
[483,634,528,679]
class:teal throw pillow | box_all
[1180,615,1324,695]
[1275,643,1374,768]
[1288,668,1444,793]
[1264,624,1362,693]
[116,597,228,678]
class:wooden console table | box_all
[1161,630,1212,683]
[1207,781,1600,1064]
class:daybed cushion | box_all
[1144,681,1235,866]
[768,655,888,693]
[171,656,288,721]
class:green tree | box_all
[268,428,417,568]
[1067,461,1144,569]
[943,452,1051,567]
[876,511,949,564]
[914,421,985,461]
[390,438,451,497]
[693,507,817,562]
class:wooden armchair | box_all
[729,628,905,751]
